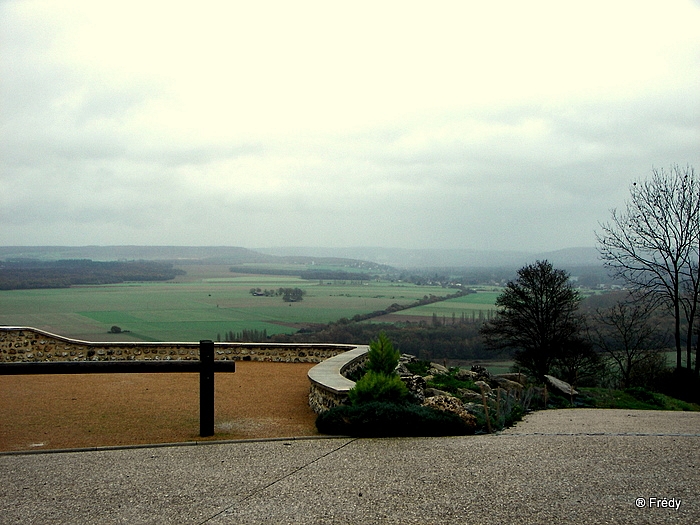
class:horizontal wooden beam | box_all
[0,360,235,375]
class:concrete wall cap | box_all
[307,345,368,395]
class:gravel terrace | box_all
[0,361,318,452]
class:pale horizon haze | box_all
[1,1,699,252]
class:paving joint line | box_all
[197,437,358,524]
[0,434,353,457]
[499,432,700,437]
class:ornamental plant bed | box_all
[0,361,319,452]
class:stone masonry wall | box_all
[308,383,350,414]
[307,346,368,414]
[339,352,368,381]
[0,327,353,364]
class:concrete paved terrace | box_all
[1,408,699,524]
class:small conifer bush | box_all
[348,370,409,405]
[365,332,400,375]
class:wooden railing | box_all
[0,340,234,437]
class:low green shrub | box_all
[655,368,700,404]
[624,387,665,407]
[404,359,431,376]
[316,401,473,437]
[578,387,700,411]
[348,370,409,405]
[427,371,477,396]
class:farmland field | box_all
[0,264,458,342]
[372,286,501,323]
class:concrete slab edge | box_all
[0,435,354,457]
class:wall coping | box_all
[307,344,369,395]
[0,326,355,353]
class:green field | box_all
[388,287,501,321]
[0,265,456,342]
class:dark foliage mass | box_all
[0,259,185,289]
[232,266,373,282]
[299,270,372,281]
[656,368,700,404]
[270,319,503,362]
[220,329,269,342]
[480,260,586,380]
[315,401,472,437]
[249,287,306,302]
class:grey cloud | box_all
[1,2,698,251]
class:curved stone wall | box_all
[0,326,354,364]
[307,345,368,413]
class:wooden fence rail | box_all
[0,340,234,437]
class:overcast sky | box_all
[1,1,698,252]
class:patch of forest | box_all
[230,266,374,281]
[268,317,508,362]
[0,259,185,290]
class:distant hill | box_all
[0,246,274,264]
[256,246,602,269]
[0,246,390,272]
[0,245,603,272]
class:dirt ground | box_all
[0,361,319,452]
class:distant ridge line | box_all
[255,246,601,269]
[0,245,602,269]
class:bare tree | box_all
[597,164,700,373]
[588,297,666,388]
[551,335,602,388]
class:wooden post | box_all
[479,384,492,434]
[496,388,501,426]
[199,340,215,437]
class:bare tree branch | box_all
[596,165,700,373]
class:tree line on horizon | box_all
[0,259,184,289]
